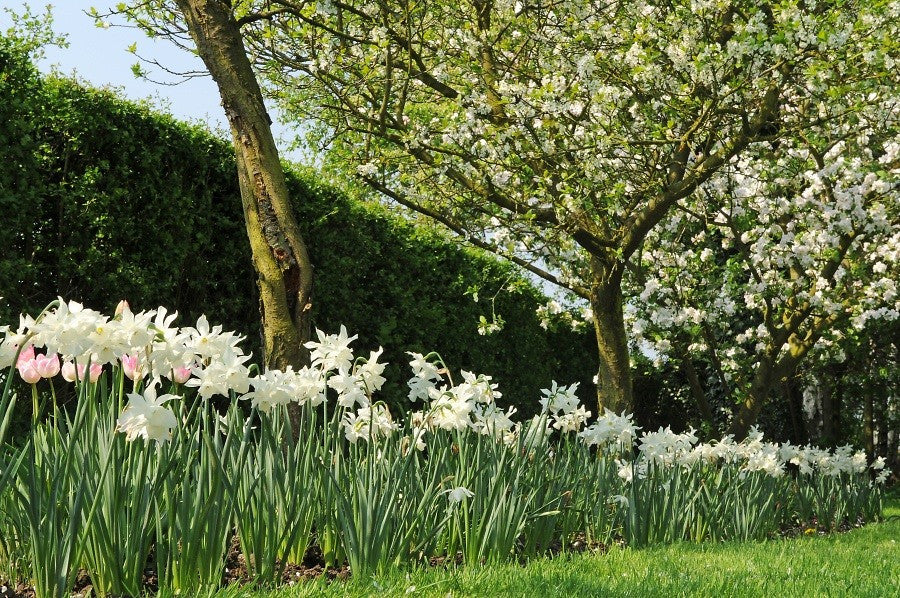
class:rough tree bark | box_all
[173,0,314,374]
[589,256,632,414]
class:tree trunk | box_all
[679,343,715,432]
[728,320,832,440]
[174,0,314,373]
[863,391,874,459]
[589,257,632,414]
[782,374,808,445]
[728,355,775,440]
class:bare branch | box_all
[361,175,591,298]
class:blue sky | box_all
[1,1,301,158]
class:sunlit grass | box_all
[187,497,899,598]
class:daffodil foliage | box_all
[0,300,891,593]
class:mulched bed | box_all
[0,583,34,598]
[0,536,351,598]
[777,515,867,539]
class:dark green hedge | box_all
[0,38,596,414]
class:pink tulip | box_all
[122,354,141,380]
[61,361,103,384]
[87,363,103,383]
[16,344,35,367]
[61,361,78,382]
[35,353,60,378]
[18,359,41,384]
[172,365,192,385]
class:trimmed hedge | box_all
[0,38,596,413]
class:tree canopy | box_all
[106,0,899,435]
[233,0,899,420]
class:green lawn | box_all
[179,499,900,598]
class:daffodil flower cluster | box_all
[405,352,509,436]
[619,426,889,483]
[0,299,892,590]
[0,299,891,488]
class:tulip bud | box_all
[87,363,103,383]
[122,354,141,380]
[16,344,35,367]
[35,353,60,378]
[62,361,78,382]
[172,365,192,385]
[18,359,41,384]
[115,299,131,317]
[61,361,102,383]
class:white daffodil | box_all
[342,404,398,443]
[539,381,581,415]
[457,370,501,404]
[184,314,245,362]
[0,329,17,369]
[293,365,328,406]
[407,352,441,381]
[243,368,297,412]
[328,367,369,409]
[116,379,179,443]
[112,304,156,353]
[471,403,517,439]
[446,486,474,504]
[32,298,104,358]
[185,348,251,399]
[305,325,357,372]
[552,405,591,433]
[86,319,121,365]
[578,409,639,452]
[407,375,437,402]
[184,314,225,360]
[429,391,473,431]
[357,347,387,392]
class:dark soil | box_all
[0,582,35,598]
[0,535,349,598]
[777,515,867,539]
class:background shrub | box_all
[0,38,596,414]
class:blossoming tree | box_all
[631,119,899,436]
[226,0,896,414]
[110,0,898,420]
